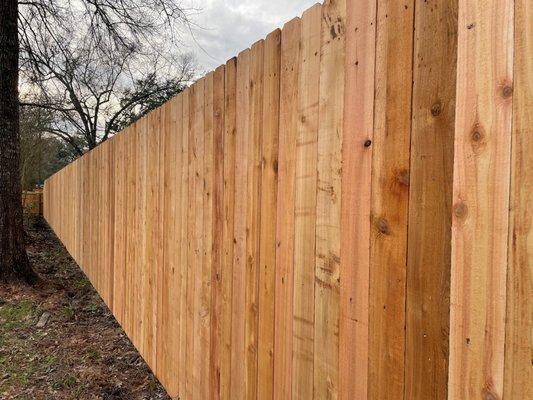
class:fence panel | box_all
[43,0,530,399]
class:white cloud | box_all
[181,0,318,71]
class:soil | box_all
[0,217,173,400]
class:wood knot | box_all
[502,85,513,98]
[431,101,442,116]
[364,139,372,148]
[482,386,500,400]
[471,129,483,142]
[376,218,390,235]
[397,170,410,186]
[453,202,468,220]
[272,159,278,174]
[470,124,486,154]
[300,115,306,123]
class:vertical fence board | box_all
[185,85,197,399]
[369,1,414,399]
[405,0,458,399]
[178,92,189,396]
[257,29,281,400]
[314,0,345,398]
[448,0,514,397]
[245,40,264,400]
[504,0,532,397]
[274,17,300,400]
[230,49,251,400]
[339,0,376,397]
[292,5,321,400]
[192,79,206,400]
[201,73,214,400]
[113,133,126,326]
[219,58,236,400]
[210,65,226,400]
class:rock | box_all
[36,312,51,328]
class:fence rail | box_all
[44,0,531,399]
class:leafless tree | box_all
[18,0,198,154]
[0,0,196,283]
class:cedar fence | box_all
[44,0,531,399]
[22,190,43,215]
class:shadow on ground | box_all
[0,216,172,400]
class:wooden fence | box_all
[44,0,531,399]
[22,190,43,215]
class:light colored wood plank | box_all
[448,0,514,397]
[504,0,532,397]
[368,1,414,398]
[292,4,321,400]
[405,0,457,398]
[273,17,300,400]
[314,0,345,397]
[124,121,138,340]
[231,49,250,400]
[113,132,127,326]
[201,72,214,400]
[185,84,199,399]
[210,65,226,400]
[245,40,264,400]
[191,79,206,400]
[257,29,281,400]
[220,58,237,400]
[157,96,183,397]
[143,109,161,369]
[178,90,190,396]
[339,0,376,397]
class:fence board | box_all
[273,17,300,400]
[210,65,226,400]
[314,0,345,398]
[405,0,458,399]
[369,1,414,399]
[504,0,532,397]
[338,0,376,398]
[256,29,280,400]
[448,0,514,397]
[292,5,321,400]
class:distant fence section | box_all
[44,0,531,399]
[23,190,43,215]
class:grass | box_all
[0,300,37,331]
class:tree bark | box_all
[0,0,38,284]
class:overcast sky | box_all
[182,0,318,72]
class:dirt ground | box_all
[0,217,172,400]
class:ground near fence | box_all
[0,217,171,400]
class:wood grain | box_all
[273,17,300,400]
[292,5,321,400]
[405,0,457,398]
[448,0,514,397]
[504,0,532,397]
[314,0,345,398]
[369,1,414,399]
[231,49,250,400]
[339,0,376,398]
[257,29,280,400]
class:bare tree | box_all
[20,107,72,190]
[1,0,195,283]
[0,0,39,283]
[18,0,197,154]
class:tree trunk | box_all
[0,0,38,284]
